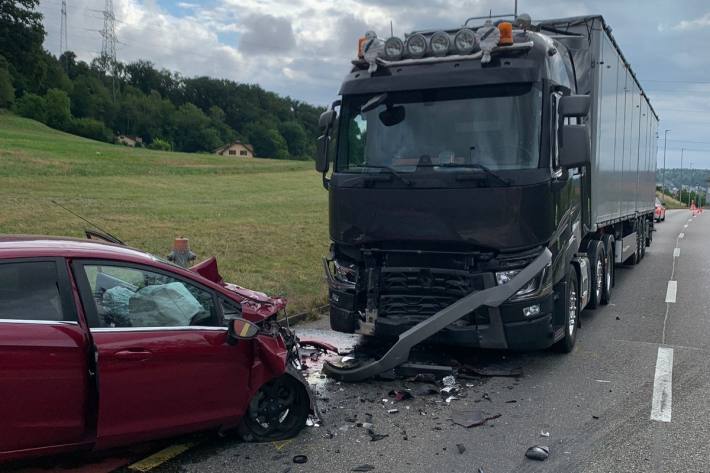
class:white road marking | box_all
[688,218,693,222]
[673,248,680,258]
[665,281,677,303]
[679,233,685,239]
[650,347,674,422]
[684,224,688,228]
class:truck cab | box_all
[315,15,656,353]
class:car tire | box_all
[238,374,310,442]
[554,265,579,353]
[601,235,614,304]
[586,240,604,310]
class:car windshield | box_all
[337,83,543,173]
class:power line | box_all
[643,79,710,85]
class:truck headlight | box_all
[496,268,546,300]
[333,260,358,285]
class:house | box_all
[117,135,143,147]
[214,141,254,158]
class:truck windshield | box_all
[337,83,542,173]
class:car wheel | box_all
[238,374,310,442]
[554,266,579,353]
[586,240,604,310]
[601,235,614,304]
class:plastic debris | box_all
[367,429,388,442]
[540,431,550,437]
[293,454,308,464]
[451,409,501,428]
[388,389,413,402]
[442,375,456,387]
[352,465,375,472]
[456,444,466,454]
[525,445,550,461]
[387,408,399,414]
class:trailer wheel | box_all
[631,220,642,265]
[640,219,647,258]
[601,235,614,305]
[554,266,579,353]
[645,218,652,247]
[586,240,604,309]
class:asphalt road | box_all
[150,208,708,473]
[18,209,702,473]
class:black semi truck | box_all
[315,15,658,353]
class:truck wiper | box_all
[439,163,512,186]
[357,165,413,186]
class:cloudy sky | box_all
[39,0,710,168]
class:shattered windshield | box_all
[337,83,543,173]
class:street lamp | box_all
[662,129,670,196]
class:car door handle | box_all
[113,349,152,361]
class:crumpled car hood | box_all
[190,256,287,320]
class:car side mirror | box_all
[559,124,591,169]
[227,317,260,344]
[559,94,590,118]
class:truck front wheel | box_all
[554,266,579,353]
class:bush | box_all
[248,127,289,159]
[14,92,46,122]
[148,137,171,151]
[0,67,14,108]
[45,88,71,130]
[69,117,113,142]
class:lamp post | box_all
[662,129,670,196]
[680,148,685,206]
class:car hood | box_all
[191,256,287,320]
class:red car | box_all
[655,198,666,222]
[0,235,315,464]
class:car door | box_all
[0,258,91,458]
[72,260,253,449]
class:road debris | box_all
[387,408,399,414]
[525,445,550,461]
[451,409,501,428]
[388,389,413,402]
[461,365,523,378]
[367,429,389,442]
[352,465,376,472]
[540,431,550,437]
[442,375,457,387]
[292,454,308,464]
[456,443,466,454]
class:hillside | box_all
[0,113,329,314]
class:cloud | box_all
[238,13,296,56]
[670,12,710,31]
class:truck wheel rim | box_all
[596,260,603,300]
[605,256,611,292]
[568,286,577,336]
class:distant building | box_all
[117,135,143,147]
[214,141,254,158]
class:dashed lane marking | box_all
[673,248,680,258]
[679,233,685,239]
[665,281,677,304]
[650,347,674,423]
[684,224,688,228]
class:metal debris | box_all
[292,454,308,464]
[525,445,550,461]
[456,444,466,454]
[540,431,550,437]
[451,409,501,428]
[352,465,375,472]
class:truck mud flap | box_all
[323,249,552,382]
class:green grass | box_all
[656,191,686,209]
[0,112,329,315]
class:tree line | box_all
[0,0,324,159]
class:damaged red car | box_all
[0,235,316,464]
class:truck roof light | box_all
[357,36,367,59]
[384,37,405,60]
[430,31,450,56]
[498,22,514,46]
[405,33,427,58]
[453,28,477,54]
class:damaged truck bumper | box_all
[323,249,552,382]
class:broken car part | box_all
[525,445,550,461]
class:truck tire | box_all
[647,219,653,247]
[601,235,614,305]
[586,240,604,309]
[554,266,579,353]
[631,220,642,265]
[640,219,647,258]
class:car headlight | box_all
[405,33,427,58]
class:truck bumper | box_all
[331,293,557,350]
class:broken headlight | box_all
[333,260,358,285]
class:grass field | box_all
[0,112,329,315]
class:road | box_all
[14,209,707,473]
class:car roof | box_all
[0,235,161,264]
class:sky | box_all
[38,0,710,168]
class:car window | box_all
[81,264,217,328]
[0,261,69,322]
[220,298,243,326]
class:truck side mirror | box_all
[559,94,590,118]
[315,108,338,174]
[559,124,591,169]
[319,109,336,130]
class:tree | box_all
[279,121,307,158]
[0,66,14,108]
[172,103,222,152]
[248,126,289,159]
[14,92,46,122]
[148,138,171,151]
[45,88,71,130]
[69,117,113,142]
[0,0,46,95]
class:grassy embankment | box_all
[656,191,686,209]
[0,112,329,315]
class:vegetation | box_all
[0,1,324,159]
[0,112,329,314]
